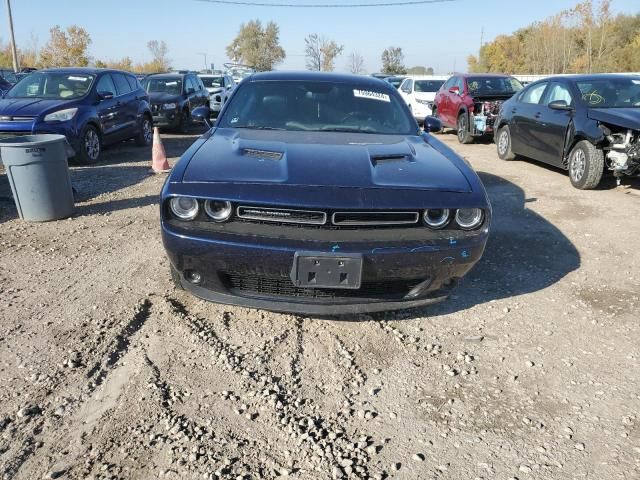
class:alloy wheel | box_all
[570,149,586,183]
[85,129,100,161]
[498,130,509,155]
[143,119,152,144]
[457,116,466,142]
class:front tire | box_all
[457,113,473,144]
[496,125,516,160]
[77,125,101,164]
[177,109,190,134]
[568,140,604,190]
[135,115,153,146]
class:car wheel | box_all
[135,115,153,146]
[457,113,473,144]
[170,264,184,290]
[77,125,101,164]
[496,125,516,160]
[568,140,604,190]
[177,109,190,134]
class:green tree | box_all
[226,20,285,71]
[38,25,91,67]
[381,47,406,75]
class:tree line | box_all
[468,0,640,74]
[1,21,435,76]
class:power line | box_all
[195,0,455,7]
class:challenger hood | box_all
[182,128,472,192]
[588,108,640,130]
[0,98,75,117]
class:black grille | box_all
[237,206,327,225]
[332,211,419,226]
[222,272,420,300]
[242,149,283,161]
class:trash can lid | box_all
[0,134,67,147]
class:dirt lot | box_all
[1,128,639,480]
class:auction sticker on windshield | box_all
[353,89,390,102]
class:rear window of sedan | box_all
[217,80,416,135]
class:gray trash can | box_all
[0,134,74,221]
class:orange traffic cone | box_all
[151,127,171,173]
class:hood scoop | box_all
[242,148,283,161]
[370,153,413,166]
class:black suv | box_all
[142,73,210,132]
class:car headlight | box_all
[455,208,484,230]
[416,99,432,106]
[163,103,177,110]
[423,208,451,229]
[43,108,78,122]
[204,200,232,222]
[170,197,199,221]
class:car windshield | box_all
[466,76,523,95]
[143,77,183,95]
[386,77,405,88]
[576,78,640,108]
[201,76,224,88]
[5,72,94,99]
[415,80,445,92]
[217,80,416,135]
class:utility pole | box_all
[198,53,208,71]
[5,0,20,72]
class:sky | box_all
[2,0,638,74]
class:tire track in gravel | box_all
[1,298,153,480]
[165,296,386,479]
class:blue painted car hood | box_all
[0,98,74,117]
[588,108,640,130]
[182,128,472,192]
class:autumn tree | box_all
[226,20,285,71]
[381,47,406,75]
[38,25,91,67]
[304,34,343,72]
[147,40,171,71]
[346,51,365,75]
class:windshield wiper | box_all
[232,125,286,131]
[320,127,376,133]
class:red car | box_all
[433,73,523,143]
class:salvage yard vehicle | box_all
[495,74,640,189]
[198,73,235,116]
[0,68,153,164]
[434,73,523,144]
[398,75,447,121]
[385,75,406,89]
[161,71,491,314]
[142,72,210,133]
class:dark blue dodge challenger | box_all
[161,72,491,314]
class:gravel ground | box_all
[0,127,639,480]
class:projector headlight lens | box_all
[170,197,199,220]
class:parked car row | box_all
[0,67,215,163]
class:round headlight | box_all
[169,197,199,220]
[204,200,232,222]
[423,208,451,229]
[455,208,484,230]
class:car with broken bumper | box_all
[161,72,491,314]
[495,74,640,189]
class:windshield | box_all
[415,80,445,93]
[576,78,640,108]
[217,80,416,135]
[6,72,94,100]
[201,77,224,88]
[466,76,523,95]
[386,77,405,88]
[142,77,183,95]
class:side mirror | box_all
[191,106,212,128]
[448,86,460,95]
[97,90,114,100]
[548,100,573,111]
[423,116,442,133]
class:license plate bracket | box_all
[290,252,363,289]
